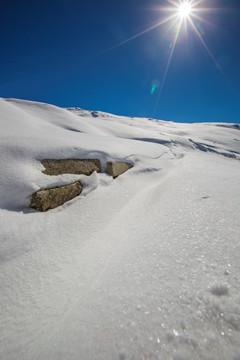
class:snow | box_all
[0,97,240,360]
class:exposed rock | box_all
[41,159,101,176]
[106,161,133,178]
[30,181,83,212]
[91,111,99,118]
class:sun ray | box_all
[154,18,183,114]
[188,16,233,91]
[188,16,234,94]
[191,0,205,7]
[165,15,182,34]
[79,13,178,63]
[191,13,220,29]
[151,0,233,115]
[105,14,177,53]
[191,7,221,12]
[167,0,181,7]
[82,0,230,116]
[188,17,220,69]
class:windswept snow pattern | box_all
[0,98,240,360]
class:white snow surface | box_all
[0,97,240,360]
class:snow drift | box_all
[0,97,240,360]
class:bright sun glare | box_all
[178,2,192,18]
[104,0,220,113]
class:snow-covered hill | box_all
[0,98,240,360]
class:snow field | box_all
[0,98,240,360]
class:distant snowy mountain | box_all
[0,97,240,360]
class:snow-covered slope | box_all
[0,98,240,360]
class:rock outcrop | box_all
[30,181,83,212]
[31,159,133,211]
[106,161,132,178]
[41,159,101,176]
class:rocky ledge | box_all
[106,161,133,179]
[30,181,83,212]
[41,159,101,176]
[31,159,133,211]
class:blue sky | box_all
[1,0,240,123]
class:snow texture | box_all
[0,97,240,360]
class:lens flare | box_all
[151,0,224,115]
[151,84,157,95]
[85,0,223,115]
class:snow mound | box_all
[0,97,240,360]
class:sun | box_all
[178,1,192,18]
[100,0,219,114]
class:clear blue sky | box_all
[1,0,239,123]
